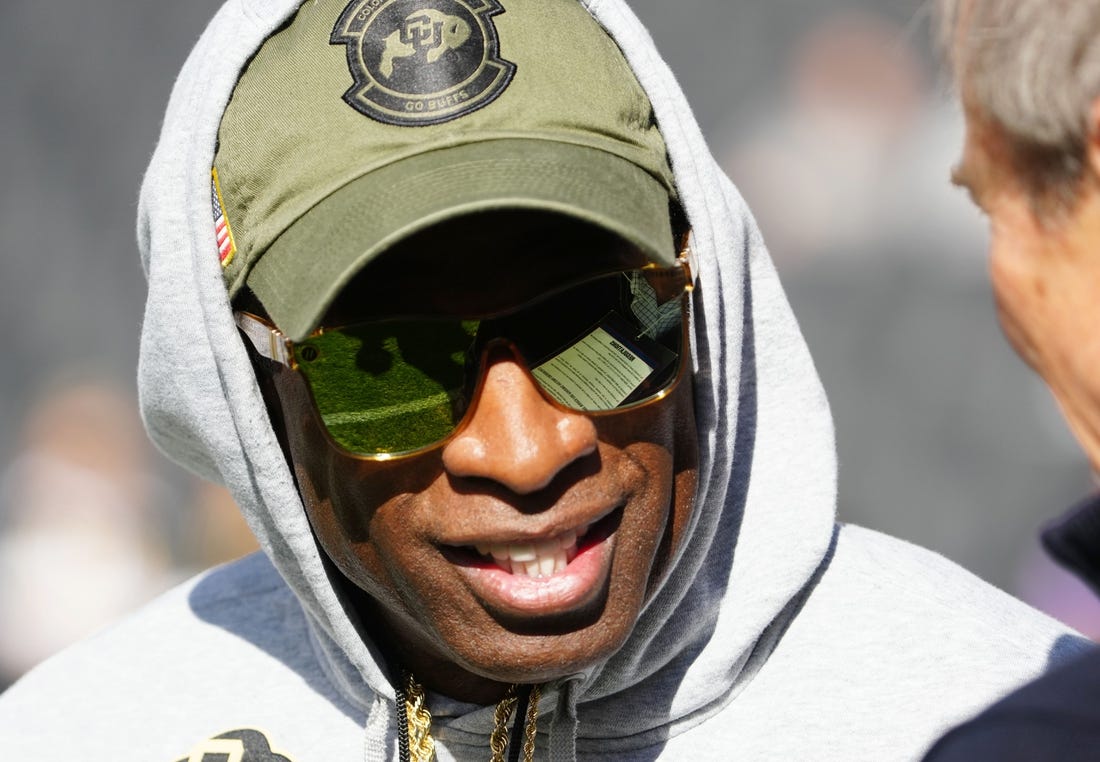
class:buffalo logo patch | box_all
[175,728,295,762]
[331,0,515,126]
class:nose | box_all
[441,349,598,494]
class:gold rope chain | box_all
[522,683,542,762]
[404,674,436,762]
[487,684,518,761]
[404,674,542,762]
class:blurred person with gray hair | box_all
[923,1,1100,759]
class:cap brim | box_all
[246,138,675,341]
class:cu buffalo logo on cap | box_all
[331,0,516,126]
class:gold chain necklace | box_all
[403,673,436,762]
[399,672,542,762]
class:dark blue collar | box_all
[1043,493,1100,597]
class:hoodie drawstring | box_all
[363,692,396,762]
[548,679,580,762]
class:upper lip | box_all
[437,503,619,549]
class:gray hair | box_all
[939,0,1100,209]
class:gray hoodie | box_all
[0,1,1088,760]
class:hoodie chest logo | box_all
[175,728,296,762]
[331,0,516,126]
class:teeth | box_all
[472,525,590,578]
[540,556,557,576]
[502,543,536,562]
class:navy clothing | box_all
[1044,494,1100,599]
[924,496,1100,761]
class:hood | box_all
[137,0,837,757]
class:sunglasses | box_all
[236,256,693,460]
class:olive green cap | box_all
[213,0,677,341]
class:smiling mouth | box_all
[446,509,620,579]
[442,509,622,617]
[472,525,588,578]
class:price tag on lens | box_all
[532,312,676,411]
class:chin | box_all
[459,623,632,685]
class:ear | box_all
[1086,96,1100,178]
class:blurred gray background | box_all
[2,0,1097,687]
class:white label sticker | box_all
[532,324,656,411]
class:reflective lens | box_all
[292,265,689,457]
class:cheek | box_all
[987,220,1050,367]
[657,386,699,586]
[988,237,1028,329]
[671,381,699,519]
[667,449,699,560]
[607,381,698,592]
[268,367,440,601]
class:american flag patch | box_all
[211,168,237,267]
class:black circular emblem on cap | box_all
[331,0,516,126]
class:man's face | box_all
[259,215,699,702]
[952,102,1100,469]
